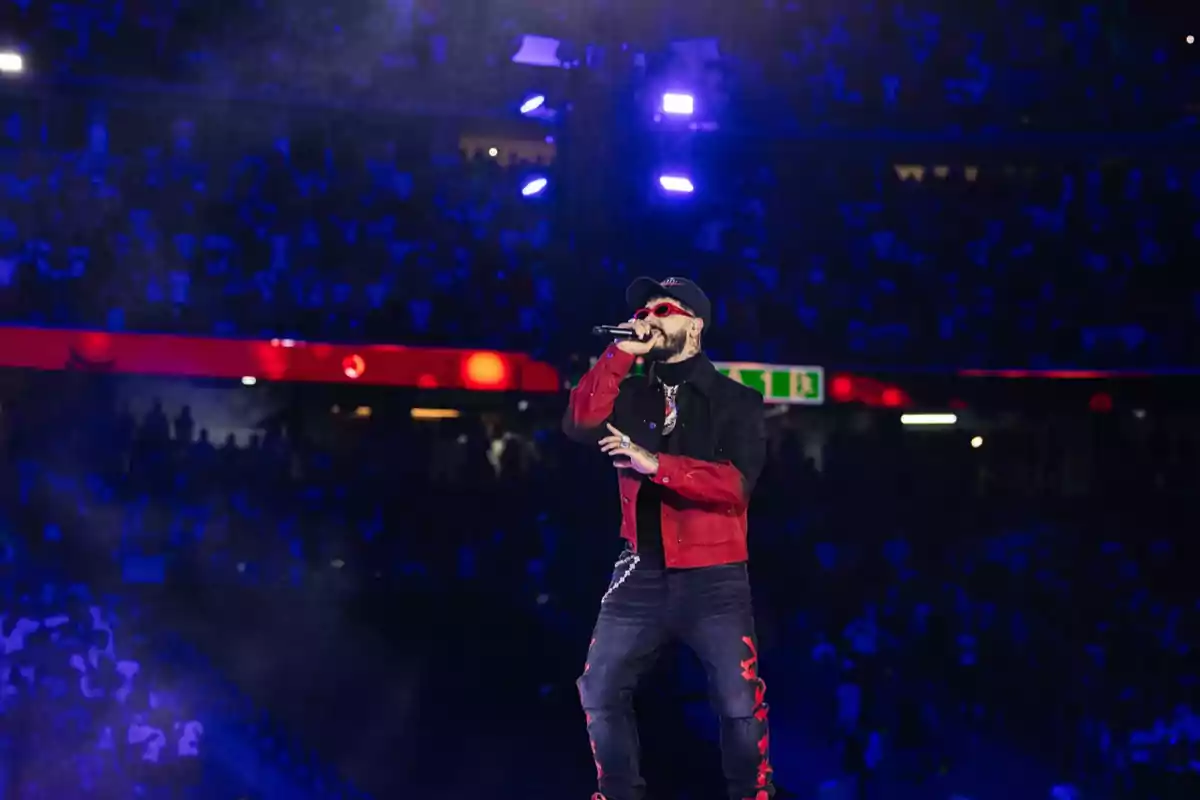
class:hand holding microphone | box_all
[591,318,661,355]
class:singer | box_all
[564,277,773,800]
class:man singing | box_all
[564,277,773,800]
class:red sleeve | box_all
[562,345,637,442]
[650,455,747,508]
[649,390,765,507]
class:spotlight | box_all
[520,94,547,115]
[487,147,498,158]
[658,175,694,194]
[970,436,983,449]
[511,35,565,67]
[521,177,548,197]
[662,92,695,116]
[0,52,23,75]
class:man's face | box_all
[638,295,698,362]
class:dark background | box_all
[0,2,1198,798]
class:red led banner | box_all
[0,327,562,392]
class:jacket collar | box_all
[647,353,718,397]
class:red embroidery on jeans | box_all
[580,703,603,779]
[581,660,603,780]
[740,636,773,790]
[590,737,603,778]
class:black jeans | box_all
[577,551,774,800]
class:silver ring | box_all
[620,436,631,448]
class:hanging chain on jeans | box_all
[662,384,679,436]
[601,550,640,603]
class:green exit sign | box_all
[714,362,824,405]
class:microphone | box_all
[592,325,639,340]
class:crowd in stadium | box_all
[1,379,1197,798]
[0,574,205,798]
[0,485,207,797]
[0,97,1197,369]
[8,0,1197,127]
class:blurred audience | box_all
[7,0,1198,128]
[0,96,1197,368]
[0,375,1197,797]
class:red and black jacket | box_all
[563,345,767,569]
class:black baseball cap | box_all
[626,276,713,330]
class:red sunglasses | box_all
[634,301,694,321]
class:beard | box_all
[644,327,690,362]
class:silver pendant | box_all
[662,384,679,436]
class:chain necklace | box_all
[662,383,680,436]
